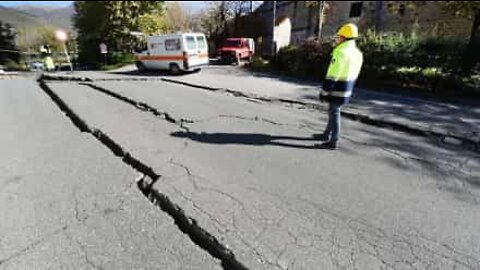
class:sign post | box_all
[55,29,72,72]
[99,43,108,64]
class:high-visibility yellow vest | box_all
[321,40,363,104]
[44,56,55,71]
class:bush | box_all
[108,52,136,65]
[3,59,27,71]
[267,31,476,96]
[249,56,269,71]
[358,30,467,74]
[271,38,333,80]
[357,31,473,94]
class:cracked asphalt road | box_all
[2,75,480,270]
[0,79,221,269]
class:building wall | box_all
[366,1,472,38]
[322,1,472,38]
[322,1,361,38]
[243,1,473,56]
[325,1,473,38]
[254,1,321,55]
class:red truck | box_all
[218,38,255,64]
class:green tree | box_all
[138,14,168,35]
[74,1,165,66]
[444,1,480,74]
[197,2,231,47]
[0,21,19,64]
[34,26,65,53]
[165,2,190,32]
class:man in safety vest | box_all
[314,23,363,150]
[41,45,55,72]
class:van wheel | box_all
[169,63,181,75]
[136,61,146,72]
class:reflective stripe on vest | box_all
[322,40,363,104]
[320,89,352,98]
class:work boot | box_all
[316,141,337,150]
[312,133,330,141]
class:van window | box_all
[165,39,181,51]
[224,40,242,48]
[196,36,207,50]
[186,36,196,50]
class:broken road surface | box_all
[1,73,480,269]
[0,79,221,269]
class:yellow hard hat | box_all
[337,23,359,39]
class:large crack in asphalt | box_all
[79,82,193,132]
[77,82,305,132]
[159,78,479,154]
[38,76,480,268]
[41,74,479,153]
[37,79,248,270]
[46,79,480,191]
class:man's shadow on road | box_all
[171,131,319,149]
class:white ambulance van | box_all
[135,33,209,74]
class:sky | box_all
[0,1,207,12]
[0,1,73,7]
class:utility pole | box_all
[271,1,276,56]
[318,1,325,40]
[55,30,73,72]
[375,1,385,32]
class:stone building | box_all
[239,1,473,56]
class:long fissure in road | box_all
[37,79,249,270]
[158,78,479,153]
[39,74,479,153]
[36,76,480,269]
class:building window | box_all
[387,2,394,12]
[349,2,363,18]
[399,4,406,16]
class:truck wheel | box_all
[169,63,181,75]
[136,61,145,72]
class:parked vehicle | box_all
[55,63,73,71]
[135,32,209,74]
[218,38,255,64]
[28,61,44,71]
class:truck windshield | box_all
[224,40,242,47]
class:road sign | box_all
[99,43,108,54]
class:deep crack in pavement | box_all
[37,79,249,270]
[41,74,480,153]
[35,76,480,269]
[159,77,479,154]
